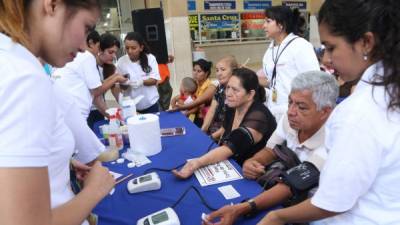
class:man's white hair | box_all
[291,70,339,110]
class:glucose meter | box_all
[137,207,180,225]
[127,172,161,194]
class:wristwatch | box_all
[243,198,257,218]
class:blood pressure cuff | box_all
[222,127,254,157]
[282,161,320,193]
[256,144,301,190]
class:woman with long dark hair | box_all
[117,31,161,113]
[258,0,400,224]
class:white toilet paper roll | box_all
[127,114,161,156]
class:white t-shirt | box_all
[183,95,195,115]
[53,83,105,164]
[51,84,93,225]
[263,33,320,122]
[0,33,55,167]
[53,50,102,119]
[116,54,160,110]
[49,87,75,208]
[311,62,400,225]
[0,34,93,225]
[266,114,327,170]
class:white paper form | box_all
[194,160,243,186]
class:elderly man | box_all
[202,71,338,225]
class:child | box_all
[171,77,198,121]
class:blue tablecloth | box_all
[93,112,278,225]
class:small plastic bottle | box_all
[108,115,124,150]
[121,96,137,121]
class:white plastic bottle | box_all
[121,96,136,122]
[108,115,123,150]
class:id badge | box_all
[272,88,277,102]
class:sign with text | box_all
[282,1,307,10]
[189,14,199,40]
[244,0,272,10]
[204,0,236,10]
[200,13,239,29]
[188,0,196,11]
[241,12,265,38]
[200,13,240,40]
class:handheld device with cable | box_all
[137,185,217,225]
[143,139,217,174]
[136,207,180,225]
[127,172,161,194]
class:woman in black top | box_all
[173,68,277,179]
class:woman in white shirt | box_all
[117,31,161,113]
[54,31,127,129]
[0,1,115,225]
[261,6,320,122]
[258,0,400,225]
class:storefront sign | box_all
[241,12,265,38]
[200,13,239,29]
[189,15,199,30]
[241,12,265,20]
[244,0,272,10]
[204,0,236,10]
[199,13,240,40]
[188,0,196,11]
[282,1,307,10]
[189,14,200,40]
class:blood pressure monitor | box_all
[137,207,180,225]
[127,172,161,194]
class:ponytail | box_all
[319,0,400,110]
[265,6,305,36]
[256,85,266,103]
[125,32,151,73]
[371,0,400,110]
[0,1,30,47]
[291,8,305,36]
[0,0,101,48]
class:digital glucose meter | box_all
[137,207,180,225]
[127,172,161,194]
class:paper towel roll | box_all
[127,114,161,156]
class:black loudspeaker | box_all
[131,8,168,64]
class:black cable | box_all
[143,140,216,174]
[143,161,186,174]
[171,185,217,211]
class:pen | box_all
[115,173,134,185]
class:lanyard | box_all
[96,64,104,81]
[270,37,299,88]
